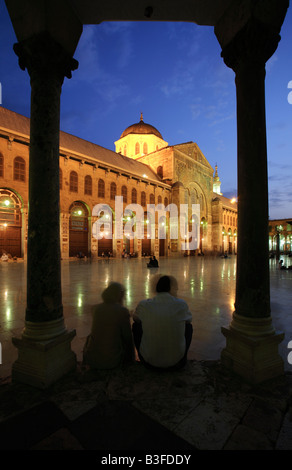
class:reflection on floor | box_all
[1,254,292,377]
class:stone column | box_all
[12,32,78,388]
[216,18,285,383]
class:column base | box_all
[12,325,77,389]
[221,314,285,384]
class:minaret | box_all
[213,164,222,195]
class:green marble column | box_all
[12,32,78,387]
[216,18,286,383]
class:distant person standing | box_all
[83,282,135,370]
[132,275,193,370]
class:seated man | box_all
[83,282,135,370]
[132,275,193,370]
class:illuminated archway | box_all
[0,189,22,257]
[69,201,89,257]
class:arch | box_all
[70,171,78,192]
[0,153,3,178]
[98,178,105,198]
[149,193,155,205]
[96,205,114,256]
[135,142,140,155]
[84,175,92,195]
[142,210,151,256]
[121,185,127,203]
[131,188,137,204]
[143,142,148,154]
[141,191,146,207]
[157,165,163,179]
[0,189,22,257]
[110,182,117,200]
[159,213,167,256]
[69,201,89,257]
[158,195,162,205]
[14,156,26,182]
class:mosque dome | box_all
[120,113,163,139]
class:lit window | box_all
[141,191,146,206]
[0,153,3,178]
[98,179,105,198]
[121,185,127,203]
[135,142,140,155]
[70,171,78,192]
[110,182,117,200]
[131,188,137,204]
[84,175,92,195]
[14,157,25,182]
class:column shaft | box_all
[27,67,63,323]
[235,63,270,318]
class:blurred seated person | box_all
[147,255,159,268]
[132,275,193,371]
[83,282,135,370]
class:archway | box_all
[69,201,89,257]
[0,189,22,257]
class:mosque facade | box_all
[0,106,237,259]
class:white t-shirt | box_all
[134,292,192,368]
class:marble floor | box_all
[1,254,292,378]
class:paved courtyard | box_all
[1,254,292,378]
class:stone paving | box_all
[0,255,292,452]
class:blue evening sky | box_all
[1,1,291,219]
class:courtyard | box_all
[1,254,292,378]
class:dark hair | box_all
[156,275,171,293]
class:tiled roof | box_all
[0,107,164,184]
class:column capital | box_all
[13,31,78,84]
[220,18,280,73]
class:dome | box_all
[120,113,163,139]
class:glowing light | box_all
[3,223,7,227]
[4,199,10,206]
[231,198,236,203]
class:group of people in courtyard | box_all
[83,274,193,372]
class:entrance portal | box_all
[69,202,89,257]
[0,189,22,257]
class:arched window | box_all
[131,188,137,204]
[158,195,162,204]
[98,179,105,198]
[70,171,78,192]
[164,197,168,207]
[110,182,117,200]
[14,157,26,182]
[121,185,127,203]
[59,168,62,190]
[84,175,92,195]
[135,142,140,155]
[123,145,127,156]
[150,194,155,205]
[157,165,163,179]
[141,191,146,207]
[143,142,148,154]
[0,153,3,178]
